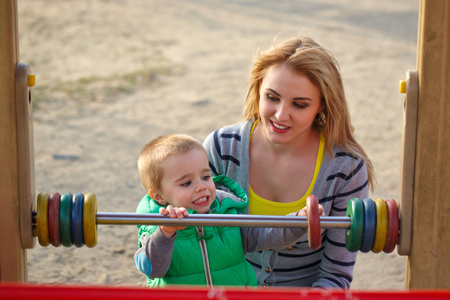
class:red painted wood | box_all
[1,284,450,300]
[48,193,61,247]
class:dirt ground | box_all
[17,0,419,289]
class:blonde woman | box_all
[203,35,375,288]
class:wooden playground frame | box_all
[1,0,450,291]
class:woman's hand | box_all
[159,205,189,238]
[296,204,325,216]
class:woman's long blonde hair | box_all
[242,35,376,191]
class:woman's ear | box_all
[149,189,168,206]
[318,102,325,115]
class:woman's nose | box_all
[275,103,289,121]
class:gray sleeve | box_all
[203,121,252,196]
[203,130,224,177]
[134,227,176,279]
[241,211,307,253]
[311,152,368,288]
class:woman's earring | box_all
[315,112,325,127]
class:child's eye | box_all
[181,181,191,187]
[202,175,211,181]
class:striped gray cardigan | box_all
[203,120,368,289]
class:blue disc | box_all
[360,198,377,253]
[71,193,85,247]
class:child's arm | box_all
[135,227,175,278]
[134,205,188,278]
[241,205,325,252]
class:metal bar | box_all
[32,211,351,229]
[96,212,351,229]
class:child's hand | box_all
[159,205,189,238]
[296,204,325,217]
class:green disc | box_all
[345,197,364,252]
[59,192,73,247]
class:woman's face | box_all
[258,64,322,145]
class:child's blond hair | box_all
[138,134,206,193]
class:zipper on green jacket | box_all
[196,226,213,287]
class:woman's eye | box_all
[267,94,278,101]
[294,102,308,109]
[181,181,191,187]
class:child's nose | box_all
[195,182,207,192]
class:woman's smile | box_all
[271,120,290,132]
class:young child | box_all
[134,134,320,287]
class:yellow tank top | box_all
[248,121,325,216]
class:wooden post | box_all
[406,0,450,289]
[0,0,28,282]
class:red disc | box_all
[383,198,399,253]
[306,195,321,249]
[48,192,61,247]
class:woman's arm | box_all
[312,154,369,288]
[241,205,324,253]
[241,223,307,253]
[203,121,253,195]
[203,130,224,177]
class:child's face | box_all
[154,149,216,213]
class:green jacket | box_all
[136,175,258,287]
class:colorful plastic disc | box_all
[48,192,61,247]
[360,198,376,253]
[345,198,364,252]
[71,193,85,247]
[59,193,73,247]
[306,195,321,249]
[37,192,50,247]
[83,193,98,248]
[372,198,388,253]
[384,198,399,253]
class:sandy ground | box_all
[17,0,419,290]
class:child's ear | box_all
[149,189,168,206]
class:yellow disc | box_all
[372,198,388,253]
[37,192,50,247]
[83,193,98,248]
